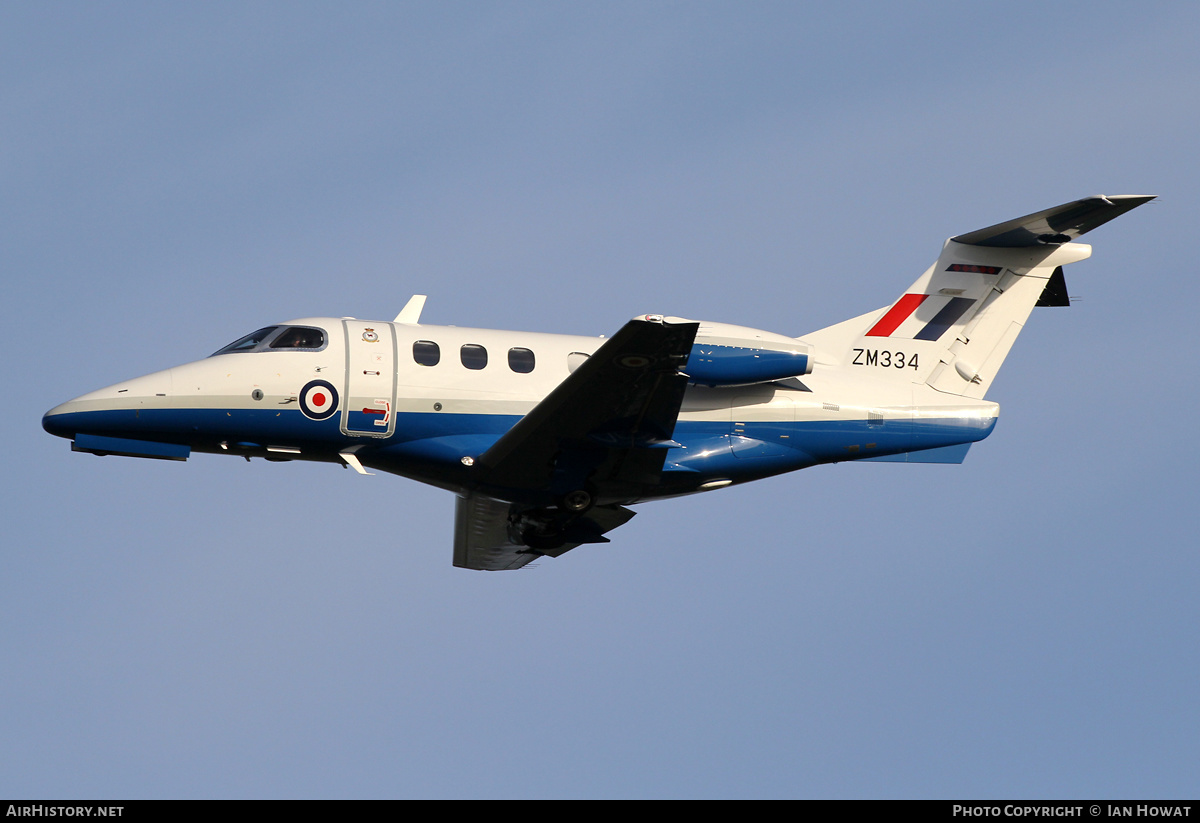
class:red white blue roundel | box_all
[299,380,339,420]
[617,353,652,369]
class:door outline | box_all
[341,320,398,438]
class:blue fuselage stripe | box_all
[44,405,997,486]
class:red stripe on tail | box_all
[865,293,927,337]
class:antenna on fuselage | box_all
[394,294,427,324]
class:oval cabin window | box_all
[460,344,488,370]
[567,352,590,373]
[508,347,535,373]
[413,340,440,366]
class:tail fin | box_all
[802,195,1154,399]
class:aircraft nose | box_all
[42,398,85,440]
[42,367,176,442]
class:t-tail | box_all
[803,195,1154,399]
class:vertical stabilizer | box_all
[800,195,1153,399]
[918,241,1089,398]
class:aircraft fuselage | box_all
[47,194,1151,568]
[42,316,997,507]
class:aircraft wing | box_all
[474,316,699,502]
[451,316,697,570]
[453,494,636,571]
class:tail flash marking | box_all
[912,297,976,341]
[866,293,928,337]
[867,294,978,341]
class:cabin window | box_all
[211,327,280,356]
[567,352,590,373]
[508,347,535,373]
[460,344,488,370]
[413,340,440,366]
[269,327,326,350]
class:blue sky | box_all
[4,1,1198,798]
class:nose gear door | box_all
[341,320,397,437]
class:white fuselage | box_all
[44,315,998,504]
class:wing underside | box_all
[453,317,698,570]
[454,494,637,571]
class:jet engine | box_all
[648,316,813,386]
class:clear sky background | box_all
[4,1,1198,799]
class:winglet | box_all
[394,294,428,324]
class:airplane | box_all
[42,195,1153,570]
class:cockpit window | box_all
[211,327,280,356]
[210,325,328,356]
[269,327,326,350]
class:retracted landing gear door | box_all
[341,320,397,437]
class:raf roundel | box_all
[299,379,339,421]
[617,353,652,369]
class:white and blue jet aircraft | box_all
[43,195,1152,569]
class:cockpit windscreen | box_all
[270,327,325,349]
[210,325,327,356]
[211,327,280,356]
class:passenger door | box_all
[341,320,397,437]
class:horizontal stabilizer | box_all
[952,195,1155,247]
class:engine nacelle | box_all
[648,316,813,386]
